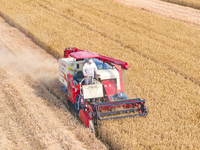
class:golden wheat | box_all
[0,18,108,150]
[162,0,200,10]
[0,0,199,149]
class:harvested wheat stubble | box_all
[0,17,108,150]
[0,0,199,149]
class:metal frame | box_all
[94,99,147,121]
[99,112,148,121]
[60,85,68,94]
[75,94,82,110]
[95,98,142,106]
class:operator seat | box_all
[76,71,85,83]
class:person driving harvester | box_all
[83,58,100,85]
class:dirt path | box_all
[0,17,107,150]
[114,0,200,28]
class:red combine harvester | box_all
[59,47,147,132]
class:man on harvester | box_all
[83,58,100,85]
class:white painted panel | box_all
[82,83,103,99]
[97,69,120,90]
[59,58,86,88]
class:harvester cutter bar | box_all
[98,112,148,121]
[100,108,140,117]
[95,98,141,106]
[96,100,145,108]
[94,99,147,121]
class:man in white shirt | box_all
[83,58,100,85]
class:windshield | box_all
[85,58,112,70]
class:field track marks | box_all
[0,71,49,150]
[0,69,88,150]
[0,35,87,150]
[114,0,200,28]
[35,1,200,86]
[0,17,108,150]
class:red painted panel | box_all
[64,48,129,69]
[67,74,83,104]
[98,55,129,69]
[70,51,99,59]
[102,80,118,101]
[67,74,75,104]
[79,109,91,128]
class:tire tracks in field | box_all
[37,2,200,87]
[0,18,108,149]
[114,0,200,28]
[0,11,61,59]
[0,70,87,150]
[0,71,47,149]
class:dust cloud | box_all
[0,43,59,88]
[0,18,107,150]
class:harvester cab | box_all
[59,47,147,132]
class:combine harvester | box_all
[59,47,147,132]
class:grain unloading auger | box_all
[59,47,147,132]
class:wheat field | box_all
[161,0,200,10]
[0,17,108,150]
[0,0,199,149]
